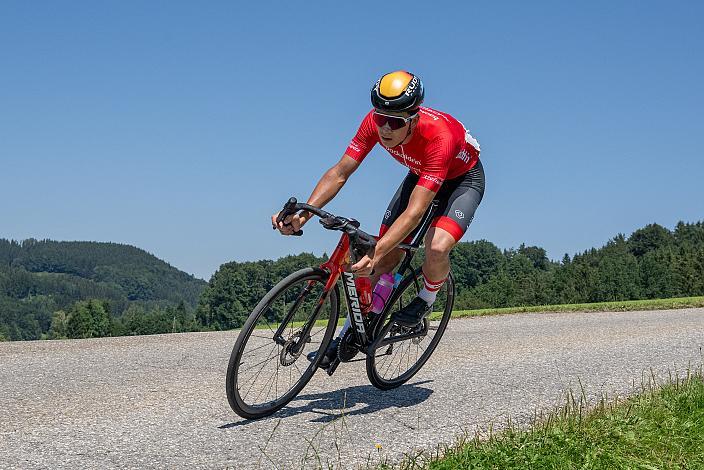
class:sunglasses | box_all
[372,111,418,130]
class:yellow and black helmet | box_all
[370,70,424,113]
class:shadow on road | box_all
[220,380,434,428]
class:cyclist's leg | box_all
[394,160,485,325]
[422,159,485,297]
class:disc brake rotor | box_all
[279,332,309,366]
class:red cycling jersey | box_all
[345,107,480,192]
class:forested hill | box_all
[0,239,207,340]
[2,221,703,342]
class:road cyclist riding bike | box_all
[226,71,484,419]
[273,71,484,369]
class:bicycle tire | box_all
[366,268,454,390]
[226,267,339,419]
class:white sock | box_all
[417,270,447,305]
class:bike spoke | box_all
[230,272,338,415]
[293,360,304,376]
[239,347,279,374]
[240,343,279,400]
[256,357,281,404]
[274,350,280,401]
[369,269,452,387]
[240,340,274,356]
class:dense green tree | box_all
[65,300,111,339]
[66,302,94,339]
[450,240,504,289]
[113,301,198,336]
[197,253,325,330]
[628,223,674,257]
[674,222,704,246]
[639,249,677,298]
[672,246,704,296]
[518,244,551,270]
[48,310,69,339]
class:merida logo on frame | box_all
[342,272,366,335]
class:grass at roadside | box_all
[382,368,704,469]
[433,295,704,321]
[256,296,704,330]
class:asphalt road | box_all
[1,308,703,469]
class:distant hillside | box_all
[4,220,703,341]
[0,239,207,340]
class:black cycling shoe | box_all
[306,337,340,370]
[392,297,432,327]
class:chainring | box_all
[336,330,360,362]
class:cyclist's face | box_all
[374,111,417,148]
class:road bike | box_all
[226,198,455,419]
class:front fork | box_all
[272,275,343,358]
[272,281,328,353]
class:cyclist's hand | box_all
[351,254,375,276]
[272,212,307,235]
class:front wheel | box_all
[366,268,454,390]
[226,267,340,419]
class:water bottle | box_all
[354,277,373,313]
[370,273,395,314]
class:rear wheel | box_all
[366,268,454,390]
[226,268,339,419]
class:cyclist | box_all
[272,70,485,367]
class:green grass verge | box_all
[436,296,704,321]
[255,296,704,330]
[384,369,704,469]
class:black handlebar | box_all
[275,197,377,260]
[275,197,305,236]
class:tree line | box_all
[1,221,702,341]
[452,221,703,309]
[198,221,704,329]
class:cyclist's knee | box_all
[425,228,456,261]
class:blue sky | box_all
[1,1,702,280]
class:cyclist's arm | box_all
[300,154,360,222]
[373,185,436,259]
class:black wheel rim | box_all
[233,274,335,412]
[371,271,453,385]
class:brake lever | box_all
[275,197,303,236]
[348,229,377,262]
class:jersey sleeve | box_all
[344,111,378,162]
[416,135,456,192]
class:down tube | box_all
[340,271,368,344]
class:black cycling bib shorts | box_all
[379,159,485,243]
